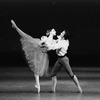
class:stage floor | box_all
[0,66,100,100]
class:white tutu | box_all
[19,33,49,76]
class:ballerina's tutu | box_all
[20,33,49,76]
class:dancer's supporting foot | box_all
[34,74,40,93]
[51,76,57,93]
[35,84,40,93]
[72,75,82,93]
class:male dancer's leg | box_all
[62,57,82,93]
[50,60,62,92]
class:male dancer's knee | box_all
[66,71,74,78]
[50,72,56,77]
[70,75,74,79]
[64,57,74,78]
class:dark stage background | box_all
[0,0,100,67]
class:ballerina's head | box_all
[46,29,56,36]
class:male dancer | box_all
[47,30,82,93]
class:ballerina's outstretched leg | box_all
[11,20,30,38]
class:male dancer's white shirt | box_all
[48,39,69,56]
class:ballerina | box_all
[11,20,56,93]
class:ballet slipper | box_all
[51,76,57,93]
[11,20,17,29]
[73,75,82,93]
[78,85,82,93]
[35,84,40,93]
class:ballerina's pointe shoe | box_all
[51,89,56,93]
[51,76,57,93]
[35,85,40,93]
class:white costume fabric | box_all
[19,32,49,76]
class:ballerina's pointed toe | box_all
[35,85,40,93]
